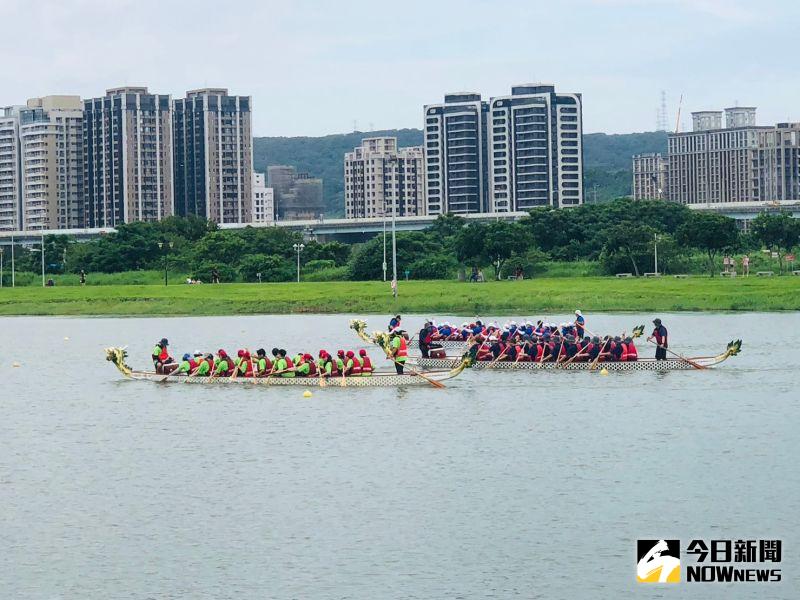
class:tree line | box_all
[3,200,799,284]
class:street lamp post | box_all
[387,158,398,298]
[292,242,305,282]
[158,241,174,286]
[40,231,45,287]
[10,232,15,288]
[654,233,660,275]
[0,248,4,288]
[382,209,387,282]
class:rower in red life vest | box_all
[359,349,373,376]
[237,351,254,377]
[345,350,362,376]
[624,336,638,361]
[254,349,272,376]
[152,338,174,373]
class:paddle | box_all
[589,338,611,371]
[646,339,707,370]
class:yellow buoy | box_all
[303,390,312,398]
[12,362,21,368]
[600,368,609,376]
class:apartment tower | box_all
[0,106,23,231]
[488,84,584,210]
[632,153,668,200]
[173,89,253,224]
[423,93,489,215]
[19,96,84,230]
[83,87,173,227]
[344,137,426,218]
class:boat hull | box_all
[411,356,725,371]
[123,370,454,387]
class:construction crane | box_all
[674,94,683,133]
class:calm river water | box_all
[1,313,798,599]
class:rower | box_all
[418,320,434,358]
[193,352,212,376]
[152,338,173,373]
[335,350,346,374]
[610,336,624,362]
[254,349,271,376]
[647,318,668,360]
[344,350,362,376]
[214,349,232,376]
[574,310,585,338]
[359,349,373,376]
[237,351,254,377]
[177,353,193,374]
[275,349,296,378]
[624,337,638,361]
[295,354,312,377]
[389,331,408,374]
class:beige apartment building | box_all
[83,87,174,227]
[19,96,84,230]
[631,152,668,200]
[344,137,425,219]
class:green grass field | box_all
[0,276,798,316]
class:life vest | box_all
[307,361,317,376]
[188,358,199,370]
[361,356,373,372]
[153,345,169,362]
[396,337,408,358]
[239,359,254,376]
[535,344,544,361]
[284,356,294,370]
[626,342,638,361]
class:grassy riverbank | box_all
[0,276,798,316]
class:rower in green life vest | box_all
[318,350,333,376]
[254,349,271,377]
[335,350,346,375]
[359,349,373,376]
[152,338,174,373]
[194,353,212,376]
[177,353,193,374]
[214,349,232,376]
[344,350,362,376]
[275,349,295,377]
[389,331,408,374]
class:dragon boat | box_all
[408,340,742,371]
[105,347,472,388]
[350,320,742,373]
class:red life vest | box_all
[396,338,408,358]
[240,359,254,377]
[361,357,373,372]
[535,344,544,361]
[307,361,317,376]
[626,342,638,361]
[330,358,340,375]
[189,358,199,370]
[284,356,294,369]
[157,346,169,361]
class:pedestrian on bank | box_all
[79,269,86,286]
[647,318,668,360]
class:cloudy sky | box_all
[1,0,797,137]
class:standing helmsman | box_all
[648,318,668,360]
[574,310,585,339]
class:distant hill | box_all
[253,129,669,215]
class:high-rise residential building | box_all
[632,152,668,200]
[268,165,324,220]
[488,84,584,210]
[423,85,584,215]
[668,108,769,206]
[252,172,274,224]
[0,106,23,231]
[18,96,84,230]
[344,137,425,219]
[173,88,253,224]
[640,106,800,207]
[423,93,489,215]
[83,87,173,228]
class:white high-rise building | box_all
[423,93,489,215]
[0,106,23,231]
[632,153,668,200]
[19,96,85,230]
[488,84,584,210]
[252,172,274,223]
[423,85,584,215]
[344,137,425,219]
